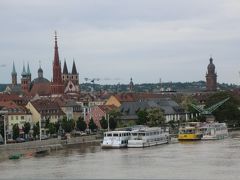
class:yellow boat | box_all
[178,122,203,141]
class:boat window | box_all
[107,133,112,137]
[113,133,119,137]
[132,133,138,136]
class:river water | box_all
[1,132,240,180]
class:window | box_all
[21,116,24,120]
[113,133,119,137]
[107,133,112,137]
[16,116,18,120]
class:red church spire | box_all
[51,31,64,94]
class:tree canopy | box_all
[205,91,240,126]
[146,108,165,127]
[88,118,97,131]
[12,124,20,140]
[76,117,87,131]
[100,116,108,129]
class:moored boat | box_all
[127,127,170,148]
[101,131,131,149]
[178,122,202,141]
[200,122,228,140]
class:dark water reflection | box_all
[1,133,240,179]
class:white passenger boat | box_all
[200,122,228,140]
[127,127,170,148]
[101,131,131,149]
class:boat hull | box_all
[178,134,202,141]
[128,140,168,148]
[101,143,127,149]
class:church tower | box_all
[206,57,217,91]
[62,59,69,86]
[21,63,30,92]
[129,77,134,92]
[71,60,79,86]
[50,31,64,95]
[11,62,17,86]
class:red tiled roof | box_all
[0,101,18,108]
[31,99,65,116]
[98,105,117,113]
[0,94,22,101]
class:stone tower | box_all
[11,62,17,86]
[50,31,64,95]
[21,63,31,92]
[62,59,68,86]
[71,60,79,86]
[129,77,134,92]
[206,57,217,91]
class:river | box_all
[0,132,240,179]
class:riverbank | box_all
[0,135,101,161]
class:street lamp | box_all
[107,114,110,132]
[0,110,8,145]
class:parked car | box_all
[16,137,25,143]
[7,139,16,144]
[41,135,49,140]
[25,137,34,141]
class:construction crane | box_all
[84,78,100,92]
[190,97,230,116]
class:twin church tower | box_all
[11,32,80,96]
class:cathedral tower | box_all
[206,57,217,91]
[50,31,64,95]
[21,63,31,92]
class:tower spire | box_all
[27,62,31,75]
[54,31,60,66]
[63,59,68,74]
[51,31,64,94]
[72,59,77,74]
[22,63,27,76]
[11,61,17,86]
[11,61,17,75]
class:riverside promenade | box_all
[0,135,101,161]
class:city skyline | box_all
[0,0,240,85]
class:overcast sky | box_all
[0,0,240,85]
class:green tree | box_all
[205,91,240,126]
[88,118,97,131]
[136,109,148,125]
[48,123,56,135]
[12,124,20,140]
[22,122,31,138]
[61,117,75,133]
[76,117,87,131]
[108,109,121,129]
[55,121,60,133]
[33,122,40,138]
[146,108,165,127]
[181,95,199,114]
[100,116,108,129]
[0,123,4,139]
[109,117,117,130]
